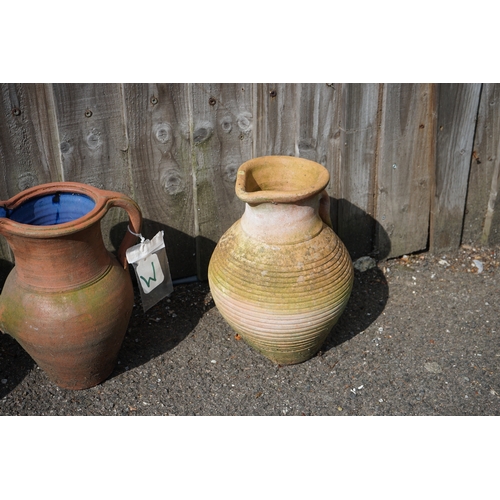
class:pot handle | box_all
[101,191,143,269]
[319,190,333,229]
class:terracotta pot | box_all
[0,182,142,390]
[208,156,354,365]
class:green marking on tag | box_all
[140,261,157,288]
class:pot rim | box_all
[235,155,330,204]
[0,182,116,238]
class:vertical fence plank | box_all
[297,83,341,228]
[52,83,129,189]
[490,175,500,245]
[375,83,436,259]
[191,83,254,279]
[462,83,500,246]
[297,83,338,166]
[298,83,340,165]
[0,83,62,262]
[254,83,299,156]
[298,82,344,236]
[51,83,131,252]
[430,83,482,253]
[123,83,197,279]
[0,83,61,197]
[335,83,382,259]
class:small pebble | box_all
[424,361,442,373]
[353,256,377,272]
[473,260,483,273]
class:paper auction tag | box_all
[126,230,173,311]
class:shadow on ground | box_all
[0,259,36,399]
[107,219,214,376]
[323,266,389,352]
[108,279,214,378]
[321,198,390,352]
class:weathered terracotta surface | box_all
[208,156,354,365]
[0,182,142,390]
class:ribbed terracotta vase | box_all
[0,182,142,390]
[208,155,354,365]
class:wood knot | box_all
[86,130,101,150]
[154,122,173,145]
[237,112,252,132]
[193,123,213,145]
[160,168,185,195]
[220,117,232,133]
[60,141,72,154]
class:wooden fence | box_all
[1,83,499,280]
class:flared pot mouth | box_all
[3,192,95,226]
[0,182,108,237]
[235,156,330,204]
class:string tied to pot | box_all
[127,224,146,243]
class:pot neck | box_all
[240,193,324,245]
[3,223,112,290]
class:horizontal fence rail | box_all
[1,83,499,279]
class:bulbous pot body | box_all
[0,182,142,390]
[208,156,354,365]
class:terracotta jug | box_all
[208,156,354,365]
[0,182,142,390]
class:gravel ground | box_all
[1,244,499,416]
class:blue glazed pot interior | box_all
[1,193,96,226]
